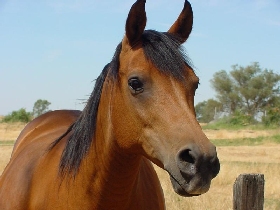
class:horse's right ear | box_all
[168,0,193,43]
[125,0,146,47]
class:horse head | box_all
[109,0,220,196]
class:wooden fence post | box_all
[233,174,265,210]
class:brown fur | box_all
[0,1,219,209]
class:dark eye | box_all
[195,81,200,90]
[128,77,144,94]
[193,81,200,95]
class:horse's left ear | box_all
[125,0,147,47]
[168,0,193,43]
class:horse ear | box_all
[125,0,147,47]
[168,0,193,43]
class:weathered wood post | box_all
[233,174,265,210]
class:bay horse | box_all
[0,0,220,209]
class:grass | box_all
[211,134,280,146]
[0,140,15,146]
[157,126,280,209]
[0,122,25,141]
[203,123,276,131]
[201,118,279,131]
[1,122,280,209]
[155,156,280,210]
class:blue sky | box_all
[1,0,280,115]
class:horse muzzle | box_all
[165,143,220,196]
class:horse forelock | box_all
[142,30,194,80]
[52,29,194,177]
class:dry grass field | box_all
[0,122,279,209]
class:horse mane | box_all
[50,30,193,177]
[142,31,193,80]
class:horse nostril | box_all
[178,149,195,164]
[176,147,198,177]
[176,144,220,180]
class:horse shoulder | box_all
[0,110,81,209]
[12,110,81,154]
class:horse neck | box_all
[79,79,142,208]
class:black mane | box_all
[50,30,193,177]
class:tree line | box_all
[195,62,280,126]
[1,99,51,123]
[2,63,279,126]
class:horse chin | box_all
[168,172,211,197]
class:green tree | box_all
[262,97,280,126]
[32,99,51,118]
[211,62,280,117]
[210,70,241,114]
[2,108,32,123]
[195,99,222,123]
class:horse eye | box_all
[195,82,200,90]
[193,82,200,95]
[128,77,144,94]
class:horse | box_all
[0,0,220,209]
